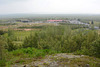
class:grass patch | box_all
[6,47,58,66]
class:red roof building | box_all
[47,20,63,22]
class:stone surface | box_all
[85,64,90,67]
[12,53,85,67]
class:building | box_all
[16,19,31,23]
[47,20,63,22]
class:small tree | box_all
[7,38,17,51]
[77,19,80,21]
[91,20,94,24]
[92,38,100,58]
[8,29,13,37]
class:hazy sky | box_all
[0,0,100,14]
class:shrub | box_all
[7,38,17,51]
[10,47,58,58]
[0,37,6,67]
[91,38,100,57]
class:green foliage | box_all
[23,26,100,58]
[6,38,17,51]
[0,36,6,67]
[0,60,6,67]
[60,23,89,29]
[10,47,58,58]
[8,29,14,37]
[5,47,58,66]
[23,26,71,50]
[91,38,100,57]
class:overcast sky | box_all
[0,0,100,14]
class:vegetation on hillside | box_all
[0,20,100,66]
[23,26,100,57]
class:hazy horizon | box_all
[0,13,100,15]
[0,0,100,15]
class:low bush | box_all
[10,47,58,58]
